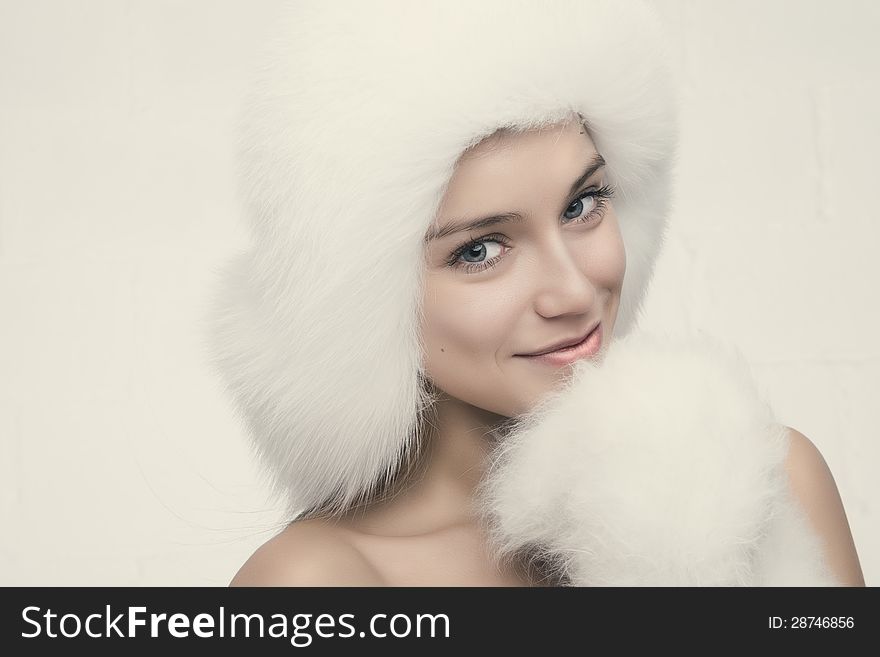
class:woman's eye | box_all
[563,192,600,223]
[458,240,504,264]
[446,234,510,274]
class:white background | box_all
[1,0,877,585]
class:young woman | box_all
[206,0,864,586]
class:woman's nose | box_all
[530,242,597,319]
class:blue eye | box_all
[563,185,615,224]
[459,241,502,263]
[447,234,511,274]
[564,194,596,221]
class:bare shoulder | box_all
[782,426,865,586]
[229,518,386,587]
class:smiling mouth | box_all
[516,323,603,366]
[519,322,600,357]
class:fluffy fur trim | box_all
[202,0,678,517]
[476,329,839,586]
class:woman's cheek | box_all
[421,280,514,378]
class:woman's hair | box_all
[202,0,678,522]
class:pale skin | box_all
[231,119,865,587]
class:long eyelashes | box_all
[445,232,513,274]
[446,184,616,274]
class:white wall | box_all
[646,0,879,584]
[1,1,876,585]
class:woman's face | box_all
[421,119,625,418]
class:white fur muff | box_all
[476,329,840,586]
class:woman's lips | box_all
[517,323,603,367]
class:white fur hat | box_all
[203,0,679,518]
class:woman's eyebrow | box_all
[566,153,606,198]
[425,154,606,242]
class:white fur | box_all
[475,329,839,586]
[201,0,678,517]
